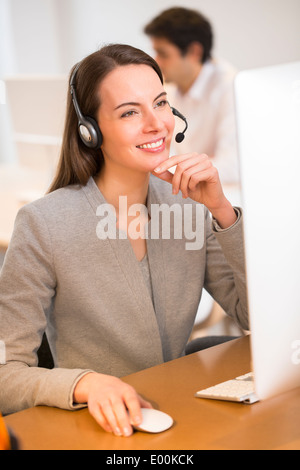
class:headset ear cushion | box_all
[78,116,103,149]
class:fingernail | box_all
[153,167,161,173]
[123,427,132,437]
[114,427,122,436]
[134,415,142,425]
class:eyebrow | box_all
[114,91,167,111]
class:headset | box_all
[170,107,188,143]
[70,63,188,150]
[70,63,103,149]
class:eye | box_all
[155,99,168,109]
[121,110,137,118]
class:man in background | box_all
[144,7,239,184]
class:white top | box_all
[166,58,240,184]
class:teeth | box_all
[138,138,163,149]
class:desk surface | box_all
[4,336,300,450]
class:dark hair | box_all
[144,7,213,63]
[48,44,163,193]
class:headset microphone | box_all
[171,107,188,143]
[175,132,185,143]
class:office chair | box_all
[185,335,240,354]
[37,333,54,369]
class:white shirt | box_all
[166,58,240,184]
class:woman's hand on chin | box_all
[152,153,237,229]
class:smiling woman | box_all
[0,43,248,438]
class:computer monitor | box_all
[235,61,300,400]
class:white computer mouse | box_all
[131,408,174,434]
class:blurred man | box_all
[144,7,239,184]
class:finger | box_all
[100,400,124,436]
[139,396,153,409]
[123,393,146,429]
[153,153,199,174]
[188,166,219,192]
[180,160,213,197]
[154,154,210,196]
[110,385,142,437]
[123,386,149,427]
[171,156,204,196]
[88,400,114,434]
[128,395,153,423]
[112,400,134,437]
[151,169,173,184]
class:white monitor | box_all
[235,61,300,400]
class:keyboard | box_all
[195,372,259,404]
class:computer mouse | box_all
[131,408,174,434]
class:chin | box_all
[146,154,169,172]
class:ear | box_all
[186,42,204,63]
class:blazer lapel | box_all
[83,177,164,364]
[146,180,168,356]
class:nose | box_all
[142,108,164,134]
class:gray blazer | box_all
[0,176,248,414]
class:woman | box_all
[0,44,248,437]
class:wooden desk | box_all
[4,336,300,450]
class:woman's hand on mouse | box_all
[152,153,237,229]
[73,372,152,436]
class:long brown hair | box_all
[48,44,163,193]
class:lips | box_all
[136,138,165,150]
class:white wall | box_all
[9,0,62,74]
[1,0,300,162]
[6,0,300,74]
